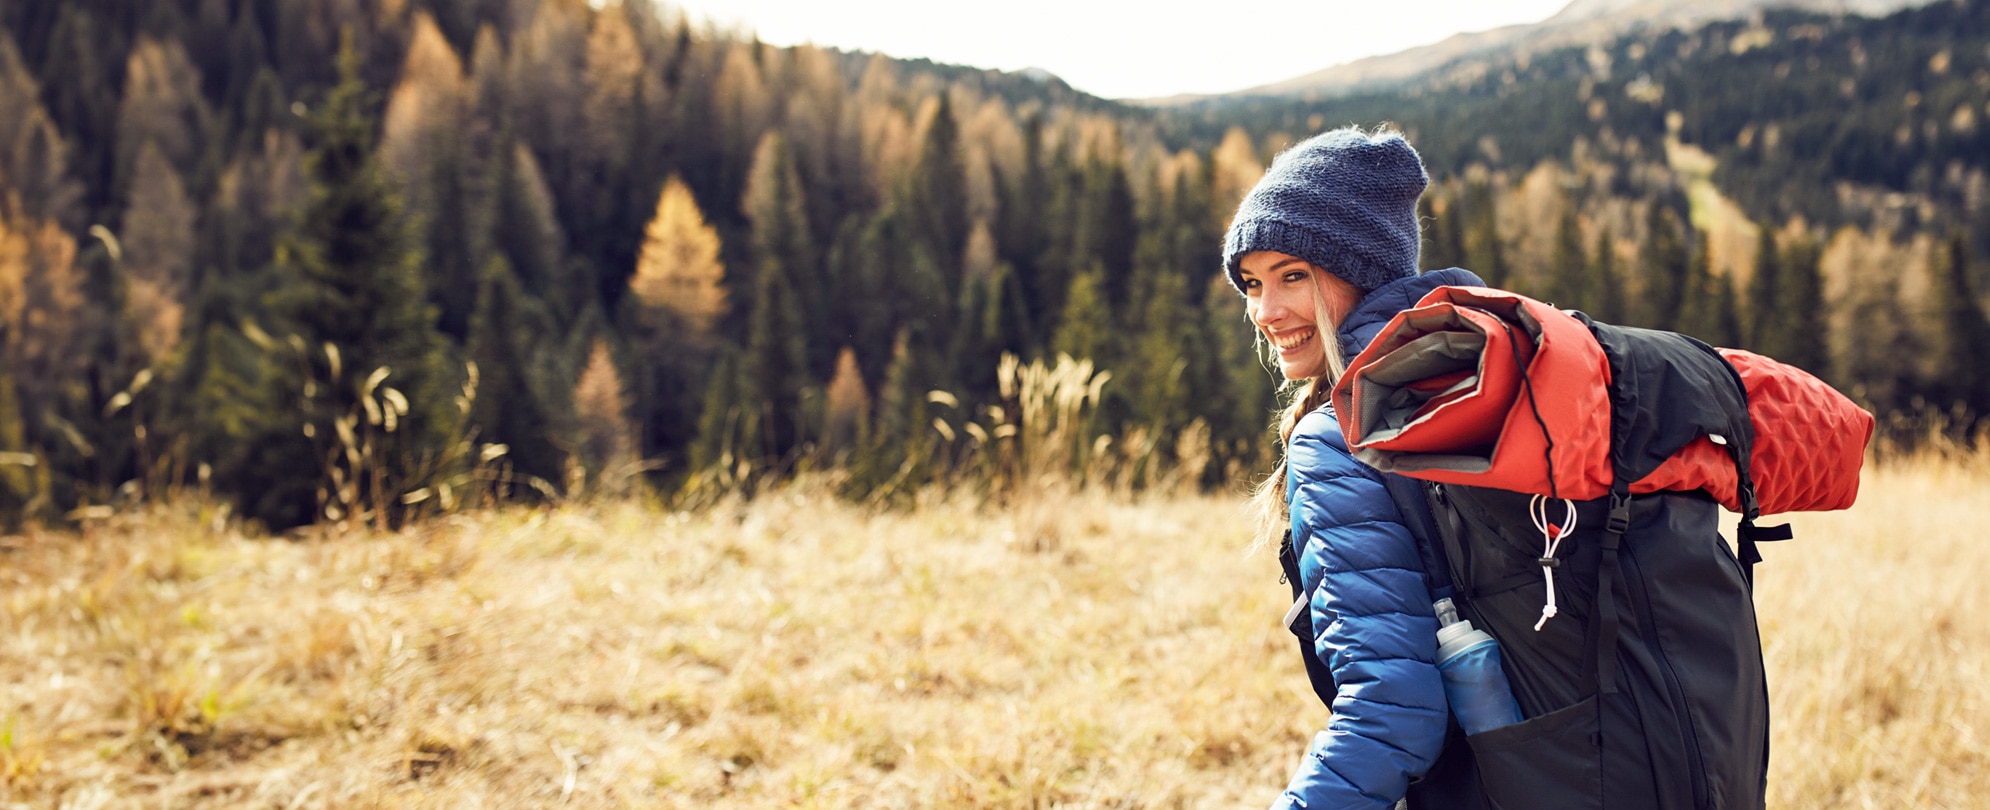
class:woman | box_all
[1224,127,1485,809]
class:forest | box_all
[0,0,1986,530]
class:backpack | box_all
[1277,287,1872,810]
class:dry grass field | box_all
[1,454,1985,808]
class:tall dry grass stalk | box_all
[0,455,1982,807]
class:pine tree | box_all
[574,336,638,493]
[1781,235,1828,374]
[1081,159,1139,310]
[465,256,566,493]
[1676,239,1726,344]
[1418,194,1463,272]
[1463,182,1508,288]
[1746,226,1787,358]
[489,135,570,318]
[911,92,968,285]
[1640,205,1690,330]
[252,35,458,528]
[1127,264,1191,434]
[1546,205,1588,309]
[1937,231,1990,418]
[740,131,824,370]
[39,5,118,221]
[738,239,811,467]
[1052,264,1112,366]
[1592,227,1624,324]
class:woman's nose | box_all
[1253,287,1291,326]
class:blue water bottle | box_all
[1433,597,1524,735]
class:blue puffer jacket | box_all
[1273,268,1485,810]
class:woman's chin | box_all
[1279,358,1325,381]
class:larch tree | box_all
[630,174,727,341]
[119,141,197,364]
[573,337,637,493]
[114,35,210,201]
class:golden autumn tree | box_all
[119,141,196,363]
[573,337,637,494]
[630,175,727,340]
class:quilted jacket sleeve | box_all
[1271,407,1449,810]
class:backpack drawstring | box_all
[1529,494,1577,631]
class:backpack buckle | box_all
[1605,494,1631,536]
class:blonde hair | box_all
[1250,267,1352,555]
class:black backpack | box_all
[1278,318,1790,810]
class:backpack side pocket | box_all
[1464,694,1604,810]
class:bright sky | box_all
[668,0,1577,100]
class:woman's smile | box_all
[1270,326,1318,355]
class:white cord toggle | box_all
[1529,495,1577,631]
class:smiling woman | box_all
[1236,252,1360,381]
[1224,127,1490,809]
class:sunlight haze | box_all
[667,0,1575,99]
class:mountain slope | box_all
[1169,0,1937,102]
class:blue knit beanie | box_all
[1222,128,1428,296]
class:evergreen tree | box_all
[1418,194,1463,272]
[1715,272,1744,352]
[1462,182,1507,288]
[738,238,812,467]
[1937,231,1990,418]
[38,5,118,221]
[250,36,457,528]
[1127,264,1191,434]
[1746,226,1787,358]
[1676,239,1729,345]
[1592,227,1624,324]
[911,92,968,289]
[688,345,744,476]
[0,364,28,528]
[740,131,827,375]
[1639,205,1690,330]
[1080,159,1139,310]
[1781,235,1828,374]
[489,135,571,319]
[465,256,566,493]
[1051,264,1112,366]
[1546,205,1589,309]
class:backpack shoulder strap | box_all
[1278,529,1339,707]
[1381,472,1458,601]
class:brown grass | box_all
[0,457,1984,808]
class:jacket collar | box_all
[1337,267,1486,361]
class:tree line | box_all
[0,0,1984,531]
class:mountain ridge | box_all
[1134,0,1938,105]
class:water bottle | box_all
[1434,597,1524,735]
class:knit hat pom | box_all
[1222,127,1429,296]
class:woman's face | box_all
[1239,251,1361,381]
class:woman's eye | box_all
[1282,271,1309,283]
